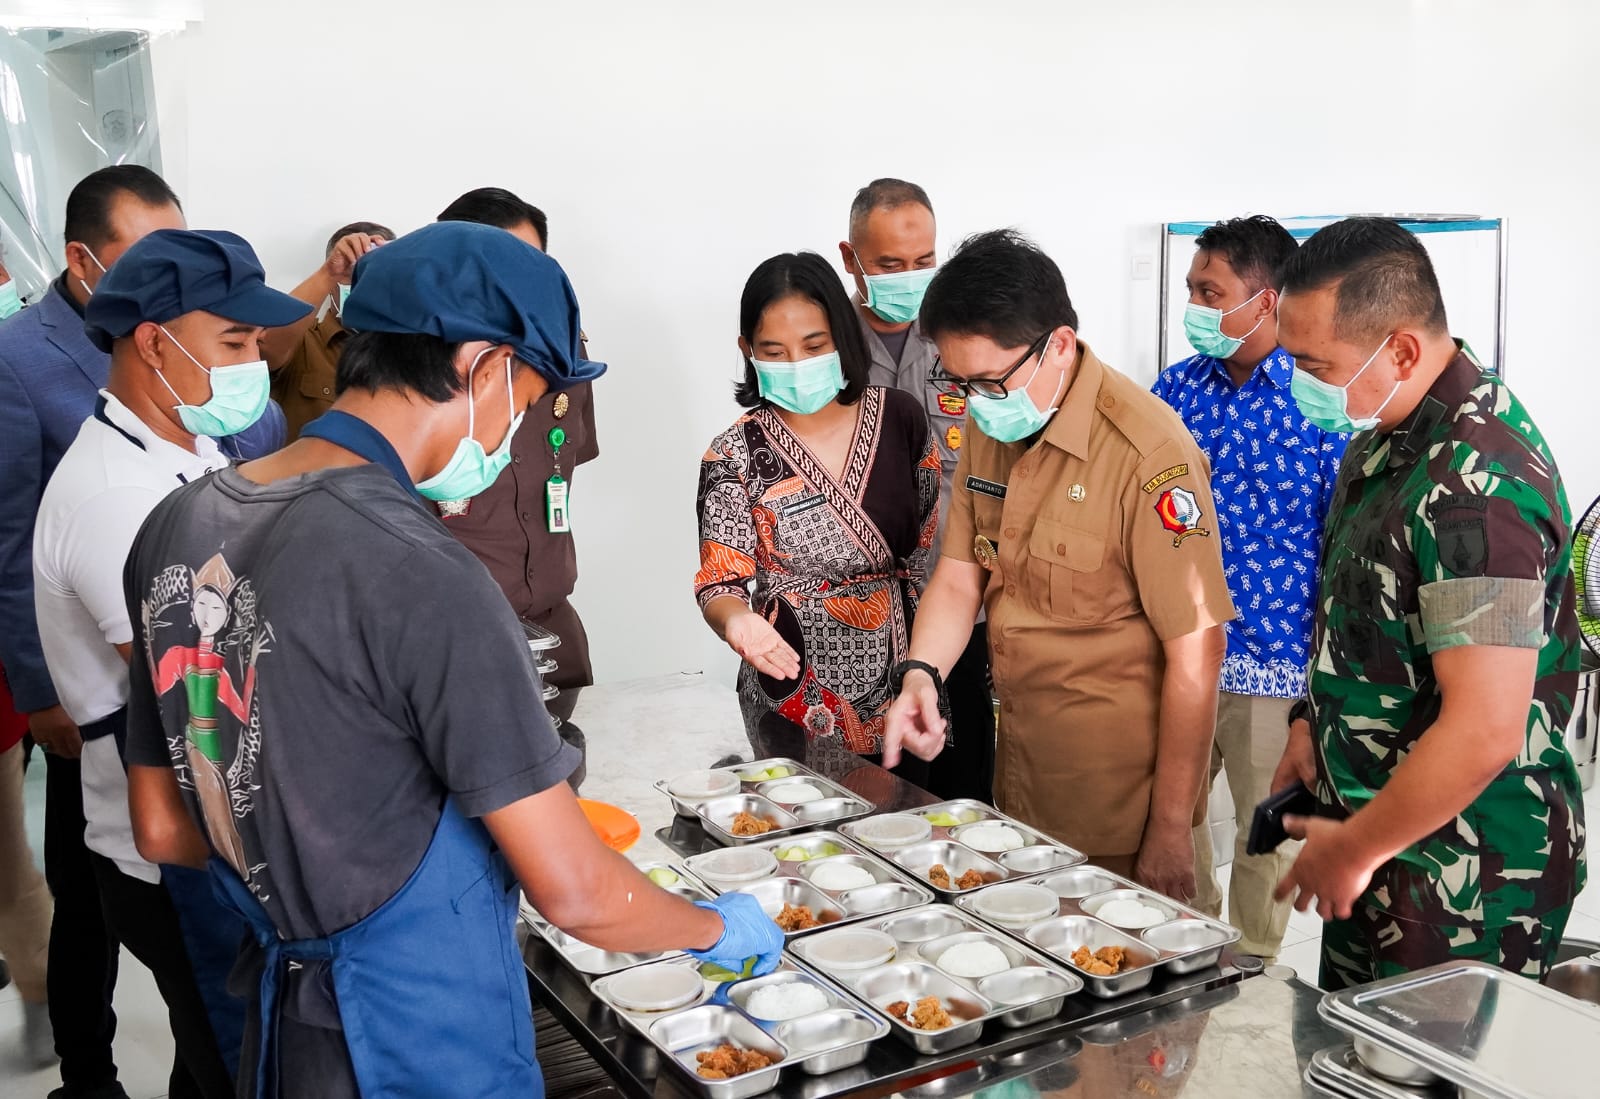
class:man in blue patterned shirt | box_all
[1153,215,1348,960]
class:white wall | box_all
[156,0,1600,687]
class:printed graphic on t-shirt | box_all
[140,552,272,898]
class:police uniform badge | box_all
[945,424,962,451]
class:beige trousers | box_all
[0,741,51,1001]
[1191,692,1299,959]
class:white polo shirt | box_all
[34,391,229,882]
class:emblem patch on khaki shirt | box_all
[1141,463,1189,494]
[1154,486,1209,547]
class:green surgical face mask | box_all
[0,280,20,320]
[861,264,936,325]
[1289,334,1397,434]
[752,351,844,415]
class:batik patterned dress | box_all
[696,386,940,761]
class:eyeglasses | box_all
[930,331,1051,400]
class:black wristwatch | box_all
[1287,698,1311,727]
[890,659,944,698]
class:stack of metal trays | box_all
[522,860,710,977]
[951,866,1239,998]
[1305,1045,1458,1099]
[840,800,1086,897]
[1317,959,1600,1099]
[657,759,874,845]
[590,954,889,1096]
[790,903,1083,1054]
[683,832,935,936]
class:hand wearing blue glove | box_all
[686,893,785,976]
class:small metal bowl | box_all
[1351,1034,1444,1086]
[1546,958,1600,1006]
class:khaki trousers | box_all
[0,741,51,1001]
[1191,692,1299,959]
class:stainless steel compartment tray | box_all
[842,800,1085,895]
[520,861,710,977]
[1305,1045,1457,1099]
[683,832,935,936]
[791,903,1083,1055]
[956,866,1240,984]
[657,758,875,842]
[1318,959,1600,1099]
[519,619,561,651]
[592,955,889,1087]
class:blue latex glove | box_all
[685,894,784,976]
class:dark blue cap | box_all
[84,228,312,353]
[343,221,604,389]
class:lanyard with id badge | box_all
[546,425,570,533]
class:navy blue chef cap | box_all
[342,221,604,389]
[84,228,312,353]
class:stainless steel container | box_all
[1319,959,1600,1099]
[1545,958,1600,1007]
[955,868,1241,981]
[792,903,1083,1054]
[683,831,935,935]
[842,800,1085,895]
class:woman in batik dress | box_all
[695,252,941,778]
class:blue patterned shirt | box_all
[1153,348,1349,698]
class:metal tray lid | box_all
[1319,960,1600,1099]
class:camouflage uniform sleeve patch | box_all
[1417,576,1545,652]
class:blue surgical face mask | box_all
[752,351,845,416]
[0,280,21,320]
[154,326,272,438]
[966,339,1065,443]
[1290,334,1398,433]
[416,348,525,501]
[860,263,937,325]
[1183,288,1268,359]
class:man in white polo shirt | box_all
[32,228,309,1099]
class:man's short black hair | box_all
[437,187,549,249]
[1194,215,1298,291]
[848,178,934,240]
[734,252,871,409]
[325,221,396,257]
[62,165,181,248]
[920,229,1078,348]
[1280,217,1448,345]
[337,331,467,403]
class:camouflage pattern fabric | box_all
[1308,349,1586,985]
[1319,898,1575,991]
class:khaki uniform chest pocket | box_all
[1027,518,1115,623]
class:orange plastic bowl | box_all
[578,798,640,852]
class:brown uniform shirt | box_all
[271,311,347,442]
[944,342,1235,855]
[437,382,599,718]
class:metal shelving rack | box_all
[1158,214,1508,376]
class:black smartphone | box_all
[1246,782,1317,856]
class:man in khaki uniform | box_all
[884,230,1235,898]
[263,220,395,440]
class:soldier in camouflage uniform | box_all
[1269,218,1585,990]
